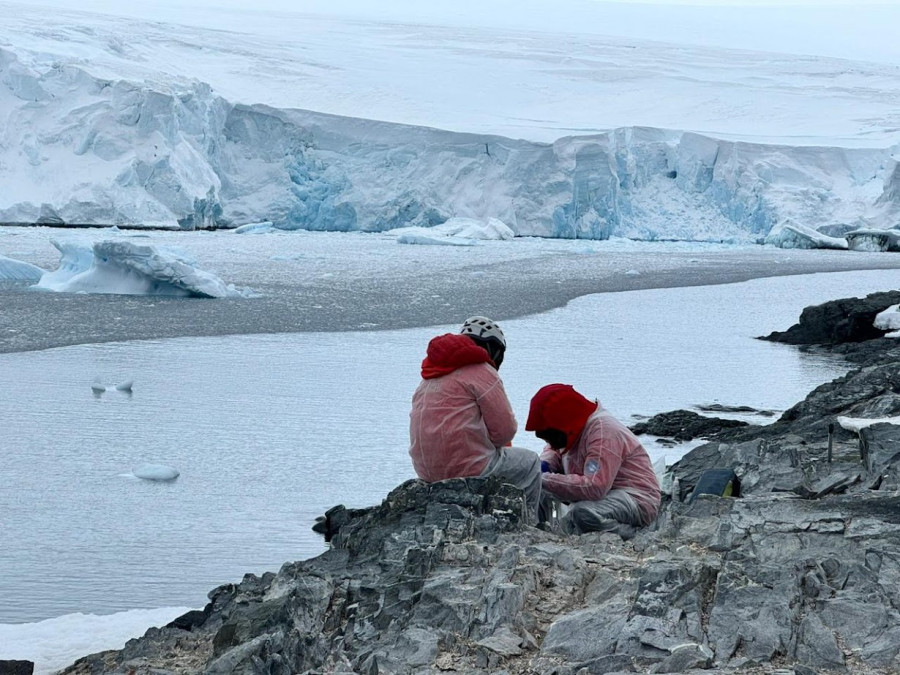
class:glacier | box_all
[35,239,252,297]
[1,46,899,244]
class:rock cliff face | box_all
[61,298,900,675]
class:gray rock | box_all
[793,613,844,670]
[630,410,748,442]
[53,335,900,675]
[0,662,34,675]
[760,291,900,345]
[542,599,630,661]
[650,644,713,673]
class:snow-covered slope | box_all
[1,2,899,241]
[4,1,900,145]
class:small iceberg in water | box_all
[91,379,134,395]
[35,239,254,298]
[132,464,180,481]
[392,217,515,246]
[233,221,277,234]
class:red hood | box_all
[525,383,598,450]
[421,333,492,379]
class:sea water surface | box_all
[1,269,897,627]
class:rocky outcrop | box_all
[630,410,749,441]
[63,427,900,675]
[760,290,900,344]
[0,662,34,675]
[60,294,900,675]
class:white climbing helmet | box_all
[460,316,506,349]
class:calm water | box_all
[1,269,897,623]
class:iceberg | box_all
[845,229,900,252]
[233,222,277,234]
[392,217,514,246]
[36,240,253,298]
[763,220,848,250]
[0,254,45,281]
[91,379,134,394]
[132,464,180,481]
[395,233,477,247]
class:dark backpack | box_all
[690,469,741,503]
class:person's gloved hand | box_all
[541,460,551,473]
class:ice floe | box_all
[36,239,253,298]
[392,217,514,246]
[131,464,180,481]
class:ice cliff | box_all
[2,47,899,243]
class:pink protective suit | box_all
[409,333,517,482]
[527,384,661,526]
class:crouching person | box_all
[409,317,541,523]
[526,383,661,538]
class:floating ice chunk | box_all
[91,378,134,394]
[0,254,45,281]
[132,464,180,481]
[845,229,900,252]
[625,269,641,276]
[433,217,515,240]
[764,220,848,250]
[392,217,514,246]
[233,221,276,234]
[37,240,253,298]
[837,416,900,433]
[396,232,477,246]
[875,304,900,337]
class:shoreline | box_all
[3,246,900,354]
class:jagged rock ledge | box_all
[60,296,900,675]
[760,290,900,345]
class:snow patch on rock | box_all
[875,304,900,337]
[837,416,900,433]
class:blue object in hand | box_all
[541,460,551,473]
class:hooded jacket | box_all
[409,334,516,482]
[527,384,661,525]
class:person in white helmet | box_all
[409,316,542,522]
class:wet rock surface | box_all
[630,409,750,441]
[61,293,900,675]
[0,662,34,675]
[760,290,900,345]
